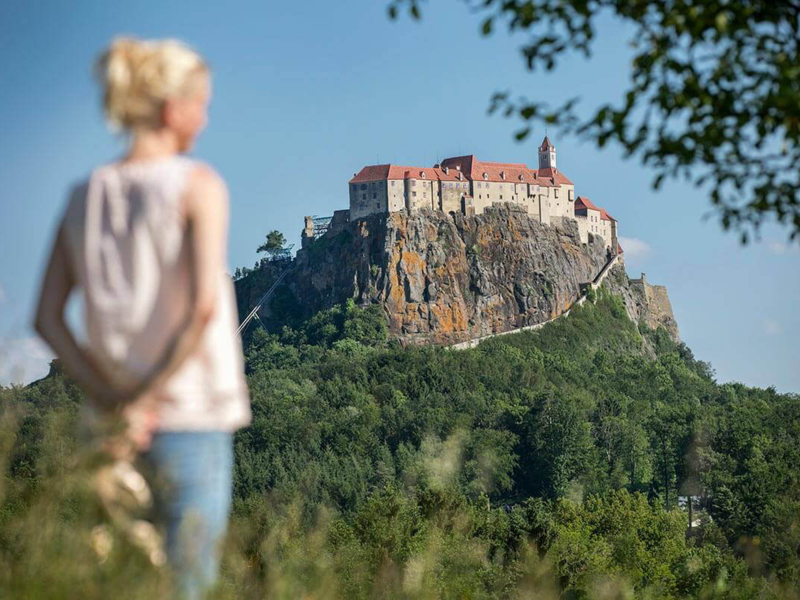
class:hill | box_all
[2,285,798,598]
[235,205,679,347]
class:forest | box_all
[1,286,798,599]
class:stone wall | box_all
[608,271,680,342]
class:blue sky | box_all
[1,0,798,392]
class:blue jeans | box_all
[143,431,233,600]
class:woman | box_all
[32,37,251,598]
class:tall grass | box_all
[1,397,797,600]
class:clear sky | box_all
[1,0,798,392]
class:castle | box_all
[344,136,620,254]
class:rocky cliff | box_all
[236,205,678,346]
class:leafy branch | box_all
[389,0,800,243]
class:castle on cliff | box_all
[283,139,682,348]
[347,136,619,253]
[301,137,621,255]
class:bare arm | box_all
[33,224,117,403]
[133,164,229,394]
[35,166,228,410]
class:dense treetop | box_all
[1,288,798,597]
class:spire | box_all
[538,135,557,169]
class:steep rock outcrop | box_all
[603,267,680,342]
[237,205,678,346]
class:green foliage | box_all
[256,230,286,257]
[389,0,800,243]
[2,293,799,598]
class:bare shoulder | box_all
[184,162,229,216]
[187,162,228,197]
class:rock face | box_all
[604,267,680,342]
[237,205,678,346]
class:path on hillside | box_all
[237,267,292,335]
[450,252,621,350]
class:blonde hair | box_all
[94,37,209,131]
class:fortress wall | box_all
[351,180,391,220]
[440,184,463,214]
[625,273,680,341]
[549,183,574,219]
[646,284,675,322]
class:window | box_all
[372,193,377,199]
[411,180,416,186]
[360,184,367,190]
[391,181,396,187]
[362,193,367,200]
[500,195,503,200]
[412,191,417,197]
[376,203,380,209]
[554,189,559,198]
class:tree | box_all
[257,230,286,258]
[389,0,800,244]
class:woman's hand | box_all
[123,400,159,452]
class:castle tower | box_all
[538,135,556,169]
[301,215,315,248]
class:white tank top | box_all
[60,155,251,432]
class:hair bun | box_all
[94,36,207,131]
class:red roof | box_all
[439,155,476,176]
[537,167,573,185]
[599,208,616,222]
[352,154,574,188]
[617,243,624,254]
[575,196,616,222]
[575,196,600,211]
[350,164,465,183]
[350,164,392,182]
